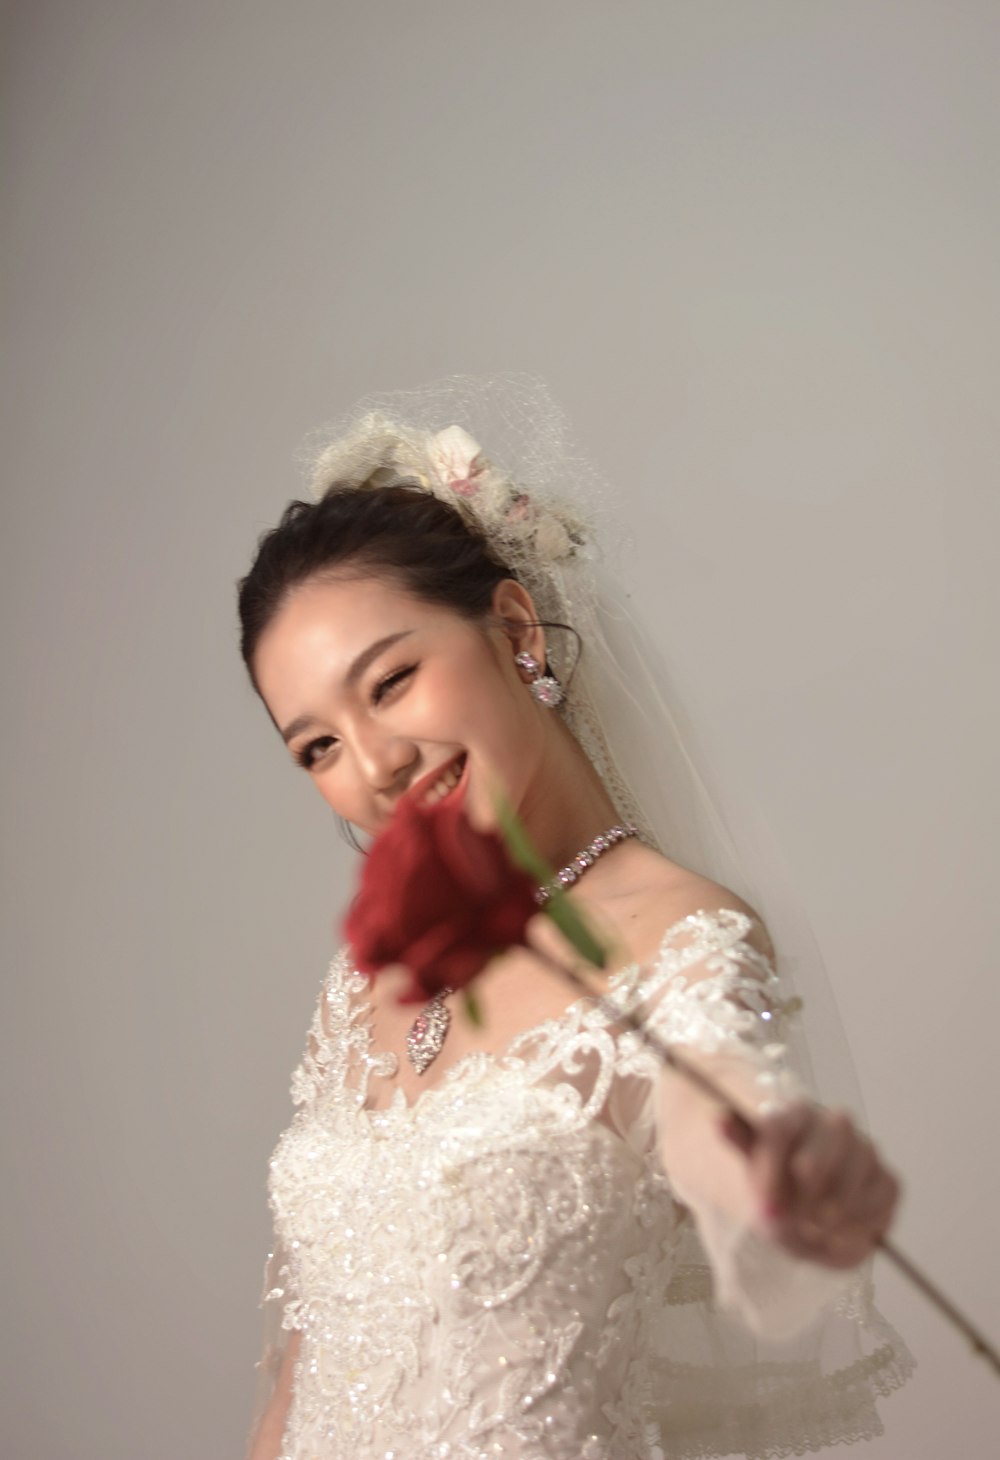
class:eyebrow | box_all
[279,629,415,744]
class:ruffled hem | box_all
[651,1333,916,1459]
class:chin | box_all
[457,757,495,833]
[463,796,496,835]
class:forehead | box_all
[253,572,461,704]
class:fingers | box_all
[819,1128,874,1213]
[795,1108,855,1203]
[742,1102,902,1267]
[849,1164,902,1237]
[747,1102,815,1218]
[718,1108,756,1155]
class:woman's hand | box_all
[720,1099,902,1269]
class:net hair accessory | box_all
[291,372,916,1453]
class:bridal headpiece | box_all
[312,418,590,723]
[301,372,864,1123]
[303,375,660,850]
[310,415,591,564]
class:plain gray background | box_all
[3,3,998,1457]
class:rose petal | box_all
[341,774,539,1000]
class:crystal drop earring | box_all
[514,650,564,708]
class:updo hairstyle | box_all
[238,477,576,718]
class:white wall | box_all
[2,3,997,1456]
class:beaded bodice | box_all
[247,908,915,1460]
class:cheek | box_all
[458,665,541,785]
[407,662,469,729]
[409,655,518,740]
[316,772,362,822]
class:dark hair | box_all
[237,483,518,685]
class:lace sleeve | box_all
[243,1235,299,1458]
[243,973,336,1460]
[613,906,858,1343]
[596,906,918,1452]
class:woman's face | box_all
[252,571,549,837]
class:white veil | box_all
[301,371,860,1119]
[247,372,916,1456]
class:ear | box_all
[489,577,547,668]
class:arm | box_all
[244,975,337,1459]
[245,1328,300,1460]
[648,907,901,1340]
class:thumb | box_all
[718,1108,759,1155]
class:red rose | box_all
[342,779,539,1004]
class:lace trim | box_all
[664,1262,715,1305]
[652,1337,917,1460]
[291,909,786,1115]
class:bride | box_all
[237,377,915,1459]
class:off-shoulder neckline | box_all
[335,905,763,1124]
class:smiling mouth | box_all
[421,752,468,805]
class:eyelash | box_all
[292,665,417,769]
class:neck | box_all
[518,721,626,873]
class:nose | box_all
[352,728,419,799]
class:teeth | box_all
[423,756,465,803]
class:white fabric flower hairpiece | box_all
[423,423,582,567]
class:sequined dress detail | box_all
[246,908,915,1459]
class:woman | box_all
[237,378,915,1459]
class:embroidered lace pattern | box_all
[247,909,915,1460]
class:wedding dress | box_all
[244,905,915,1460]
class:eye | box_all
[293,736,335,770]
[291,666,417,771]
[372,664,416,704]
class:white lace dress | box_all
[244,908,915,1460]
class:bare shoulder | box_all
[650,861,776,966]
[578,842,774,971]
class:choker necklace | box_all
[405,820,639,1074]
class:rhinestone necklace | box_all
[406,820,639,1074]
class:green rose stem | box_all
[494,792,1000,1381]
[462,988,483,1028]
